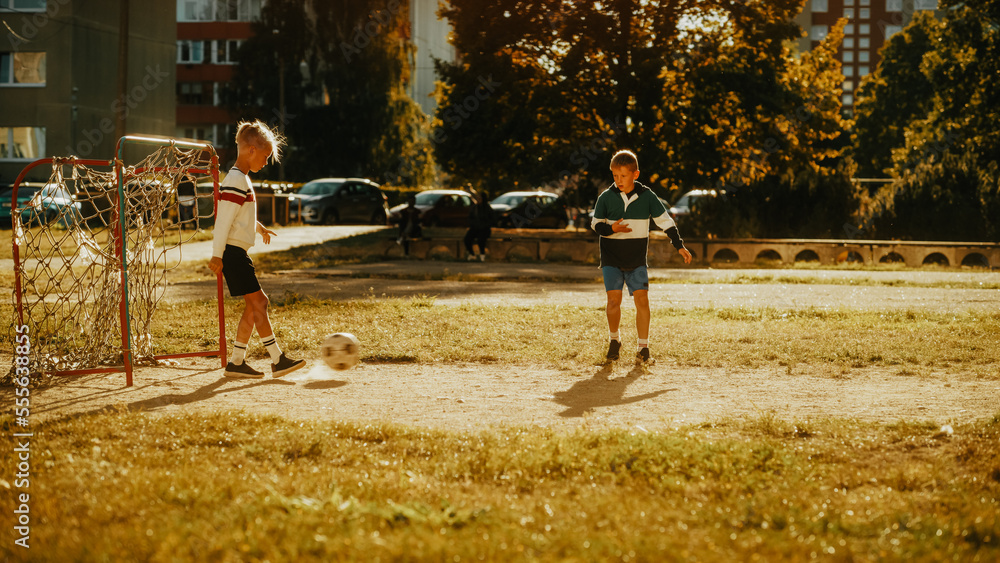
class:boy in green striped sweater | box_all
[591,150,692,364]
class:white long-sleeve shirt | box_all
[212,168,257,258]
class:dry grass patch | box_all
[1,410,997,561]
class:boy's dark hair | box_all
[235,119,286,163]
[610,149,639,172]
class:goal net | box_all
[10,135,227,386]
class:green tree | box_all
[851,12,937,179]
[862,1,1000,241]
[228,0,433,185]
[436,0,857,237]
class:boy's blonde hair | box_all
[610,149,639,172]
[235,119,285,163]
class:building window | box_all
[177,82,208,105]
[811,25,829,41]
[812,0,828,12]
[844,8,854,18]
[861,0,871,5]
[884,24,903,39]
[845,0,855,5]
[845,24,855,35]
[843,93,854,106]
[860,8,870,18]
[0,52,46,85]
[859,37,871,48]
[859,66,870,76]
[0,0,46,11]
[859,51,870,62]
[844,65,855,77]
[213,40,241,64]
[177,0,261,22]
[844,37,856,49]
[886,0,902,11]
[843,80,855,92]
[843,51,855,63]
[0,127,45,160]
[178,0,213,21]
[860,23,871,35]
[915,0,937,9]
[177,40,207,64]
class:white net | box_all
[11,141,219,377]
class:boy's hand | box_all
[679,247,693,264]
[257,223,277,244]
[208,256,223,274]
[611,219,632,233]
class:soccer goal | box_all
[10,135,227,386]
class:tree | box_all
[228,0,434,185]
[860,1,1000,241]
[436,0,856,237]
[851,12,937,179]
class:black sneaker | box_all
[224,361,264,379]
[606,339,621,361]
[636,347,654,364]
[272,353,306,378]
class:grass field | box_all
[1,410,997,561]
[3,242,999,560]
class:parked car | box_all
[669,189,725,221]
[1,182,45,228]
[289,178,388,225]
[490,190,569,229]
[9,183,83,227]
[387,189,474,227]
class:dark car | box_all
[490,190,569,229]
[4,183,83,228]
[387,189,474,227]
[289,178,388,225]
[1,182,45,228]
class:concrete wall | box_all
[373,231,1000,269]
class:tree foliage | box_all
[856,1,1000,241]
[435,0,856,237]
[228,0,433,185]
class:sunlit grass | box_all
[0,410,996,561]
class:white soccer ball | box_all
[320,333,360,371]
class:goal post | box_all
[10,135,227,387]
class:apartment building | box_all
[795,0,941,114]
[175,0,261,168]
[1,0,174,183]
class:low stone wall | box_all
[374,230,999,269]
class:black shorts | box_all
[221,245,261,297]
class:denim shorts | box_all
[602,266,649,296]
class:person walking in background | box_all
[465,190,494,261]
[397,195,423,257]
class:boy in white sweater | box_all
[208,120,305,378]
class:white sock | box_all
[232,341,248,364]
[261,335,282,363]
[610,331,620,342]
[637,338,648,349]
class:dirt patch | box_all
[29,357,1000,430]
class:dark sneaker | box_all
[272,353,306,378]
[606,339,621,361]
[224,361,264,379]
[636,347,654,364]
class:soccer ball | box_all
[320,333,360,371]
